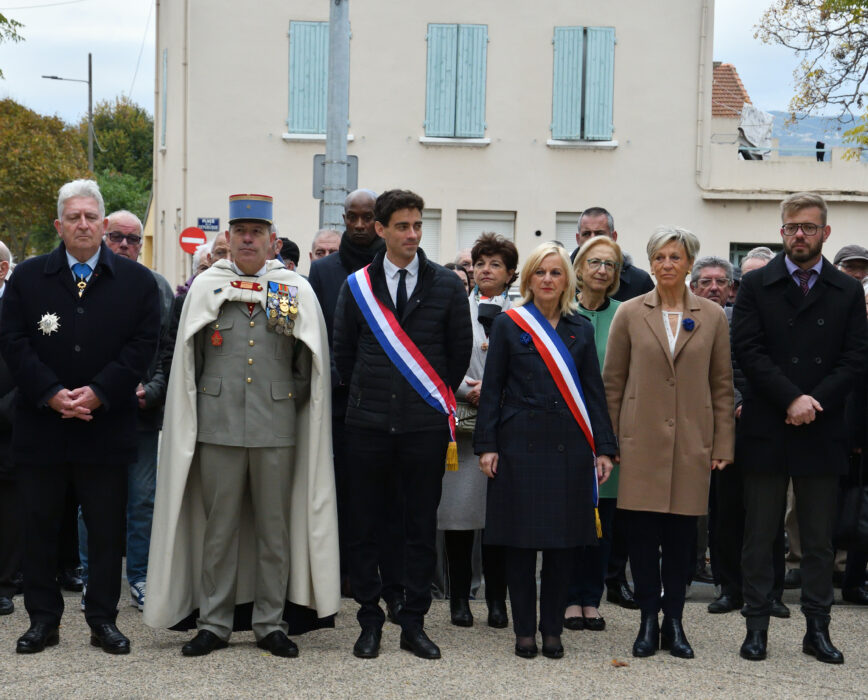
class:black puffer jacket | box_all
[333,248,472,433]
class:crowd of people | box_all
[0,180,864,669]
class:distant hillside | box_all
[769,111,857,158]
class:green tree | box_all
[95,169,150,222]
[757,1,868,148]
[0,13,24,79]
[80,96,154,182]
[0,99,88,260]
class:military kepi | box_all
[228,194,273,224]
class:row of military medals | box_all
[267,282,298,335]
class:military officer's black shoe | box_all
[181,629,228,657]
[90,623,130,655]
[256,630,298,658]
[400,628,441,659]
[16,623,59,654]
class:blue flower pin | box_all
[519,332,532,346]
[682,318,695,331]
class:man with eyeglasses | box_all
[833,245,868,283]
[76,211,175,615]
[732,192,868,664]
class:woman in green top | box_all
[563,236,624,632]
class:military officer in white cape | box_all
[143,194,339,658]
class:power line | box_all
[127,0,152,99]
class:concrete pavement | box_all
[0,585,864,698]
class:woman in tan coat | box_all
[603,226,734,660]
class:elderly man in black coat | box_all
[333,189,472,660]
[0,179,160,655]
[732,192,868,665]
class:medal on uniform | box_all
[76,279,87,298]
[267,282,296,335]
[211,329,223,346]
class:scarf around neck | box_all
[339,233,386,273]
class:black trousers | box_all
[345,426,446,632]
[18,461,127,627]
[711,464,785,599]
[443,530,507,601]
[0,477,22,598]
[332,417,404,604]
[605,507,631,588]
[742,473,837,629]
[623,509,696,619]
[504,546,572,637]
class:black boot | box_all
[802,616,844,664]
[660,617,694,658]
[631,613,659,658]
[449,598,473,627]
[739,629,767,661]
[486,599,508,628]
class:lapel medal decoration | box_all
[267,282,298,336]
[38,312,61,336]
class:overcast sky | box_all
[0,0,810,124]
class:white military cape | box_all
[143,259,340,630]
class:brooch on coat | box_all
[682,318,695,331]
[38,312,60,336]
[519,332,532,346]
[266,281,298,336]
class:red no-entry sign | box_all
[179,227,208,254]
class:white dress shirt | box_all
[382,253,419,307]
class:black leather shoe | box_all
[353,627,382,659]
[58,567,84,592]
[583,615,606,631]
[739,629,767,661]
[563,616,584,631]
[783,568,801,589]
[607,582,639,610]
[487,599,508,628]
[542,636,564,659]
[89,623,130,655]
[0,596,13,615]
[802,617,844,664]
[708,594,743,614]
[514,640,538,659]
[399,628,441,659]
[16,623,59,654]
[842,586,868,605]
[256,630,298,658]
[449,598,473,627]
[632,614,659,657]
[181,630,228,657]
[386,598,404,626]
[769,598,790,618]
[660,617,694,659]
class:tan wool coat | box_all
[603,288,735,515]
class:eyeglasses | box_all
[781,223,821,237]
[696,277,731,289]
[107,231,143,245]
[586,258,618,272]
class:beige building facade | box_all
[150,0,868,286]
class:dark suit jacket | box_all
[732,252,868,476]
[0,242,160,465]
[0,296,16,480]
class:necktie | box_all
[396,269,408,318]
[72,263,92,298]
[795,269,812,295]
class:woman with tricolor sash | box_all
[475,242,617,660]
[563,235,624,633]
[603,227,734,660]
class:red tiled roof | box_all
[712,62,752,118]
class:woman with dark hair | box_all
[437,233,517,629]
[476,242,616,659]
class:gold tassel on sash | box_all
[445,441,458,471]
[594,507,602,539]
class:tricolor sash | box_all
[505,303,602,536]
[347,266,458,469]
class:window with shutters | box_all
[287,21,329,135]
[425,24,488,139]
[551,26,615,142]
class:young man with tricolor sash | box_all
[333,189,472,659]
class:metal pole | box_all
[87,52,94,172]
[322,0,350,230]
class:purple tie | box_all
[795,269,812,295]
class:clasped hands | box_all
[785,393,822,426]
[48,386,102,421]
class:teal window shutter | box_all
[455,24,488,138]
[583,27,615,140]
[425,24,458,137]
[551,26,584,140]
[288,21,329,134]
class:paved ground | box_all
[0,585,864,699]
